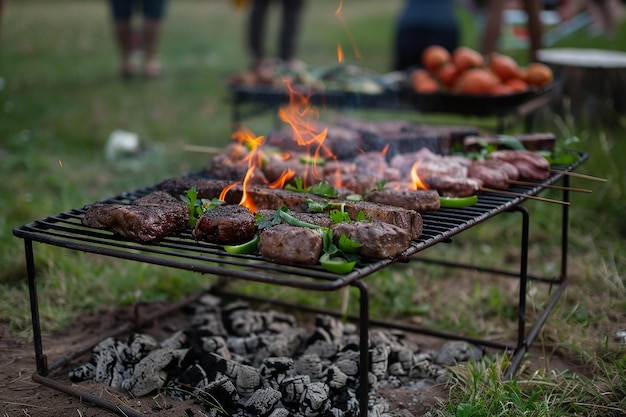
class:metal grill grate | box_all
[13,153,587,291]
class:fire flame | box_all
[224,128,267,212]
[411,161,429,191]
[268,169,296,189]
[337,44,344,63]
[277,80,333,187]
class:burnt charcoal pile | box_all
[69,295,483,417]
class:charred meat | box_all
[82,191,188,243]
[192,204,256,245]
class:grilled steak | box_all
[331,221,411,259]
[82,191,188,243]
[259,223,323,265]
[425,175,483,197]
[364,189,441,212]
[474,158,520,180]
[192,204,256,245]
[488,150,550,180]
[468,162,510,190]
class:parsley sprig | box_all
[180,186,224,227]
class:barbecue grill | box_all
[13,152,586,417]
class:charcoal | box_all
[280,374,310,405]
[300,381,331,417]
[160,330,187,350]
[265,328,307,358]
[259,357,295,390]
[92,338,128,388]
[191,312,227,336]
[244,387,282,417]
[334,350,360,379]
[228,334,263,356]
[122,347,187,397]
[434,341,483,366]
[201,336,231,359]
[267,408,291,417]
[235,364,263,399]
[325,365,349,389]
[370,345,390,380]
[70,295,485,416]
[174,363,208,393]
[203,377,240,411]
[125,333,158,364]
[295,354,324,382]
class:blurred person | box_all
[481,0,543,62]
[109,0,168,79]
[247,0,305,72]
[392,0,460,71]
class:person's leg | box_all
[248,0,271,70]
[278,0,304,63]
[110,0,134,76]
[141,0,167,77]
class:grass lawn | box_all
[1,0,625,415]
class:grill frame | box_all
[13,152,587,416]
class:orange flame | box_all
[337,44,344,63]
[411,161,429,190]
[334,0,362,60]
[227,128,266,212]
[219,182,239,201]
[268,169,296,189]
[277,80,331,187]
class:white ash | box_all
[69,296,483,416]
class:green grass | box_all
[2,0,626,415]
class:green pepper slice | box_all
[439,195,478,208]
[223,234,260,254]
[319,253,357,274]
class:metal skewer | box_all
[507,179,592,193]
[183,144,223,154]
[481,188,570,205]
[550,169,607,182]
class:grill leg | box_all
[25,239,47,375]
[513,205,530,352]
[354,280,370,417]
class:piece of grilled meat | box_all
[488,150,550,181]
[192,204,256,245]
[364,189,441,212]
[82,191,189,243]
[259,223,323,265]
[331,221,412,259]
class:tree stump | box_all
[537,48,626,125]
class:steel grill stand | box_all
[13,153,586,416]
